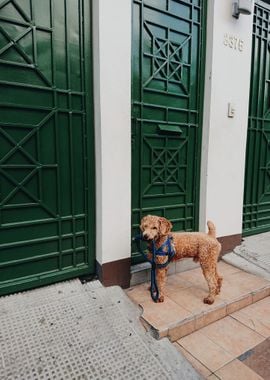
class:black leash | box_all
[133,234,175,302]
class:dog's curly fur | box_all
[140,215,223,304]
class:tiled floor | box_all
[239,338,270,380]
[126,261,270,378]
[126,261,270,340]
[174,296,270,378]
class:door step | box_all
[126,261,270,342]
[130,258,199,287]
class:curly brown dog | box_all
[140,215,223,304]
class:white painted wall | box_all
[93,0,254,268]
[200,0,254,237]
[93,0,131,264]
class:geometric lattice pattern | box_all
[132,0,205,262]
[0,115,57,216]
[143,139,187,196]
[152,149,181,185]
[0,0,53,85]
[144,22,190,95]
[0,0,94,295]
[243,1,270,235]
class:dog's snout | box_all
[143,232,149,240]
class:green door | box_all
[132,0,206,262]
[0,0,95,295]
[243,0,270,235]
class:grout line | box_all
[189,324,238,359]
[175,340,234,375]
[174,342,213,374]
[229,314,268,340]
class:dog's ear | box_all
[158,217,172,235]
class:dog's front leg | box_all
[156,268,167,302]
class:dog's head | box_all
[140,215,172,241]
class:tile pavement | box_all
[126,261,270,341]
[174,297,270,378]
[126,261,270,379]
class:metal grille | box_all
[0,0,95,295]
[131,0,206,262]
[243,0,270,235]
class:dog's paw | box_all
[158,295,164,303]
[203,296,214,305]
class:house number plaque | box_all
[223,33,244,52]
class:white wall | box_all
[200,0,254,237]
[93,0,131,264]
[93,0,254,268]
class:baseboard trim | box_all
[96,257,131,289]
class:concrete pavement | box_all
[223,232,270,281]
[127,232,270,379]
[0,279,201,380]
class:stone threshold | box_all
[126,261,270,342]
[130,258,200,287]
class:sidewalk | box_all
[127,234,270,379]
[173,297,270,379]
[1,233,270,379]
[0,279,200,380]
[223,231,270,281]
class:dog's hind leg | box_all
[200,260,218,304]
[215,268,223,294]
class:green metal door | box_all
[0,0,95,295]
[243,0,270,235]
[132,0,206,262]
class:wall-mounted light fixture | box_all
[232,0,253,19]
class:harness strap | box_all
[151,237,175,262]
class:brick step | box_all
[126,261,270,342]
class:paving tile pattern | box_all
[174,297,270,379]
[127,262,270,378]
[0,280,201,380]
[127,262,270,341]
[239,338,270,380]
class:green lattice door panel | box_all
[0,0,95,295]
[132,0,206,262]
[243,0,270,235]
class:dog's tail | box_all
[207,220,216,238]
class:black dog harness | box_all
[133,234,175,302]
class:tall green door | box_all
[132,0,206,261]
[243,0,270,235]
[0,0,95,295]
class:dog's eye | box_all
[152,227,157,230]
